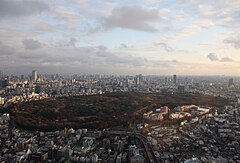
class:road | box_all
[135,133,160,163]
[106,130,160,163]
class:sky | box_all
[0,0,239,75]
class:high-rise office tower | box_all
[135,75,140,86]
[173,74,177,84]
[165,77,168,85]
[32,70,37,82]
[228,78,234,87]
[139,74,143,85]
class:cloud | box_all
[166,19,214,44]
[105,54,145,66]
[223,35,240,49]
[119,43,134,49]
[94,46,145,66]
[96,46,112,57]
[146,59,180,67]
[0,41,15,55]
[121,43,128,48]
[97,45,108,51]
[0,0,49,19]
[66,38,77,47]
[37,45,146,67]
[207,53,238,62]
[154,42,174,52]
[0,1,239,75]
[220,57,234,62]
[22,39,42,50]
[102,5,162,32]
[175,1,240,31]
[207,53,219,61]
[153,42,191,53]
[144,0,164,4]
[56,38,79,47]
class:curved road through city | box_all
[106,130,160,163]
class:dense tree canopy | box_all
[9,92,228,131]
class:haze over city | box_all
[0,0,239,75]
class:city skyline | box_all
[0,0,240,75]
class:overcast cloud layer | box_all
[0,0,239,75]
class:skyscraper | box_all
[139,74,143,85]
[173,74,177,84]
[228,78,234,87]
[135,75,140,86]
[32,70,37,82]
[21,75,24,81]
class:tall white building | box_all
[0,97,4,105]
[32,70,37,82]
